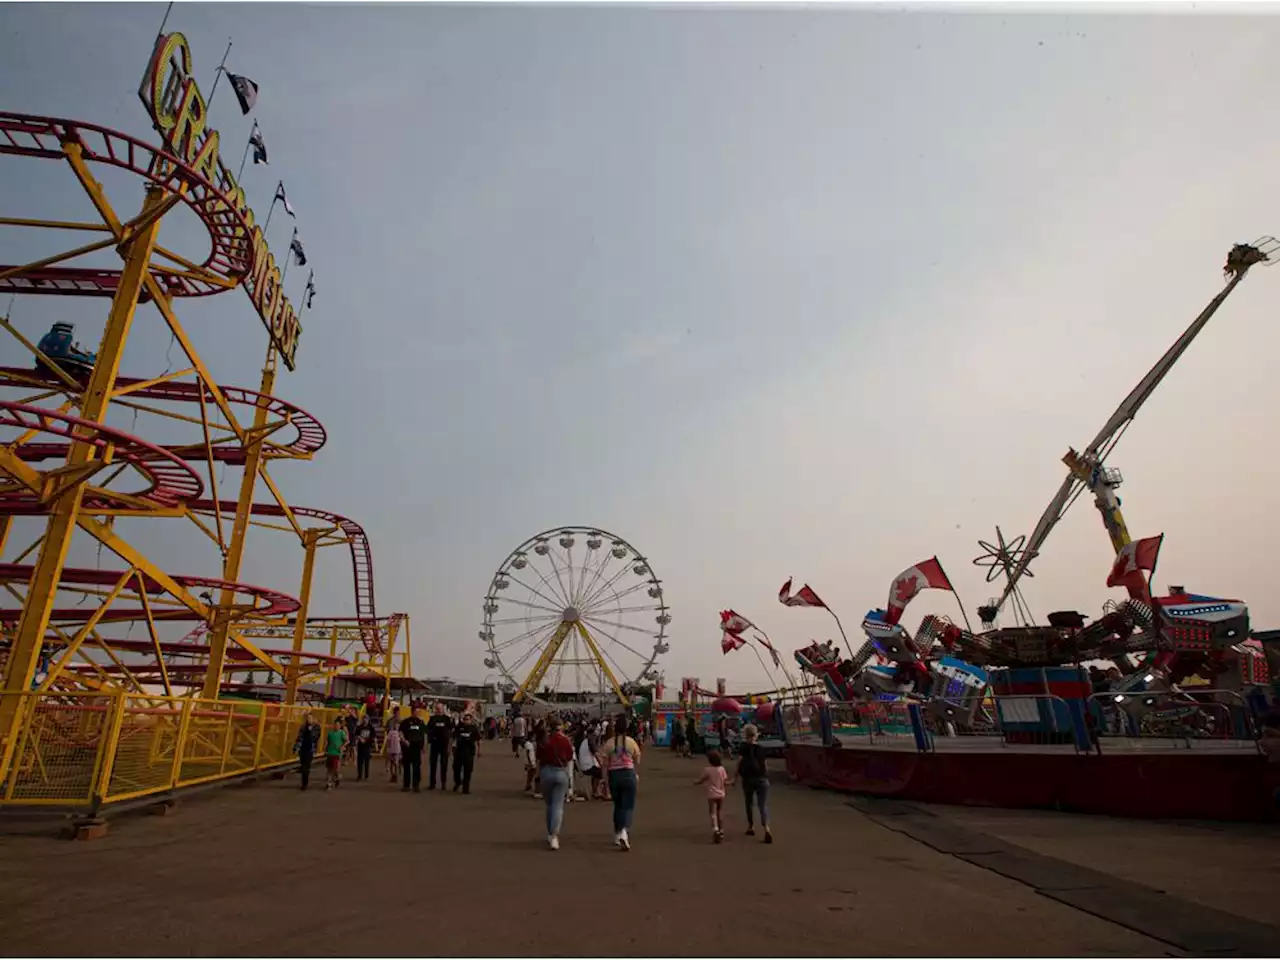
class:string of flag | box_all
[204,42,317,317]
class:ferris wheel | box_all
[480,527,669,705]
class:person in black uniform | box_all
[452,711,481,793]
[293,712,321,790]
[399,705,428,792]
[426,702,454,790]
[354,715,375,781]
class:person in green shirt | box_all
[325,717,348,790]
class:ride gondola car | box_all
[35,322,96,377]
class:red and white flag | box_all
[720,609,753,635]
[885,556,954,625]
[721,631,746,654]
[779,578,826,608]
[1106,534,1164,600]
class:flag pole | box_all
[826,607,856,662]
[236,121,255,181]
[934,555,976,633]
[951,593,975,634]
[153,1,174,46]
[263,184,281,233]
[205,38,233,109]
[745,641,776,687]
[281,227,295,283]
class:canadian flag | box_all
[779,578,826,608]
[1106,534,1164,600]
[721,631,746,654]
[720,610,753,635]
[885,556,954,625]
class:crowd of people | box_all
[292,700,485,793]
[291,699,775,850]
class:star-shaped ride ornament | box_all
[973,527,1034,585]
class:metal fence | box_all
[780,689,1267,756]
[0,691,339,810]
[1086,689,1262,754]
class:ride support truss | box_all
[0,109,407,797]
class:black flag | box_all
[226,72,259,115]
[249,123,268,165]
[274,181,295,218]
[304,271,316,309]
[290,233,307,267]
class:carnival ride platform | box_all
[785,740,1280,822]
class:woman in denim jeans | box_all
[536,716,575,850]
[605,712,642,851]
[735,723,773,843]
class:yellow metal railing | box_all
[0,691,338,809]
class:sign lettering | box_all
[139,32,301,370]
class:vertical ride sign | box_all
[138,33,302,370]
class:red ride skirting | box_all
[785,744,1280,822]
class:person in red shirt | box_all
[536,715,575,850]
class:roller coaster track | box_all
[0,113,251,298]
[0,368,327,461]
[0,401,203,512]
[0,374,373,650]
[0,394,373,665]
[189,500,381,654]
[0,564,300,623]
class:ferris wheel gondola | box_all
[480,526,668,705]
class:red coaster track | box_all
[0,400,203,512]
[0,564,300,622]
[0,113,251,298]
[0,368,328,462]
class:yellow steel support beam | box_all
[140,282,246,442]
[513,620,572,703]
[110,367,196,399]
[134,570,173,698]
[0,235,118,283]
[0,186,164,781]
[573,620,631,707]
[257,464,304,539]
[195,384,226,552]
[0,216,114,232]
[0,444,286,678]
[283,529,321,705]
[38,567,136,692]
[202,347,276,699]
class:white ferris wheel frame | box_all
[479,526,670,705]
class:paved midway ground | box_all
[2,746,1278,956]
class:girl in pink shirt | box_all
[694,749,733,843]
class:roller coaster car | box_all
[35,322,97,378]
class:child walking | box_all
[325,717,348,790]
[694,749,732,843]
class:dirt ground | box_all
[0,744,1267,956]
[922,803,1280,928]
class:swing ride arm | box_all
[997,240,1276,612]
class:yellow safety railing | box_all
[0,691,339,810]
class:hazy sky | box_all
[2,3,1279,691]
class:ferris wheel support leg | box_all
[514,621,573,704]
[0,186,165,783]
[573,621,630,708]
[284,529,322,705]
